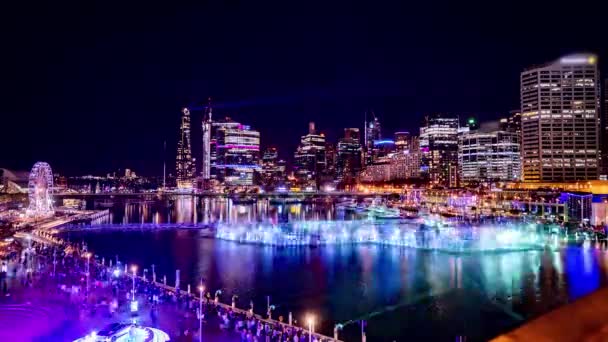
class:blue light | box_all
[373,140,395,145]
[213,164,261,169]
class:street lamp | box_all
[307,314,315,342]
[198,283,205,342]
[131,265,137,300]
[85,253,91,294]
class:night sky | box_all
[1,2,606,176]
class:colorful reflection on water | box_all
[65,196,608,341]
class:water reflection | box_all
[70,197,608,341]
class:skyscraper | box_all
[294,122,326,188]
[394,132,412,152]
[337,128,363,185]
[261,147,284,187]
[213,120,260,186]
[176,108,195,189]
[459,122,521,184]
[364,112,381,165]
[201,98,212,185]
[521,53,600,182]
[419,114,459,187]
[602,79,608,179]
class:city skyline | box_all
[1,2,607,175]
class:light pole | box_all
[131,265,137,300]
[198,282,205,342]
[307,315,315,342]
[151,264,156,283]
[52,248,56,278]
[85,253,91,294]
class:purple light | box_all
[218,145,259,150]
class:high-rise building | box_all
[360,151,421,183]
[261,147,284,187]
[521,53,600,182]
[325,143,337,179]
[459,122,521,184]
[201,98,212,184]
[500,110,522,134]
[602,79,608,179]
[364,112,382,165]
[293,122,326,188]
[394,132,412,152]
[211,118,260,186]
[176,108,195,189]
[419,114,459,187]
[337,128,363,185]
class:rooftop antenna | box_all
[163,140,166,190]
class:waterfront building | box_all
[336,128,363,185]
[201,98,213,185]
[521,53,600,182]
[500,110,522,135]
[459,121,521,184]
[373,139,396,159]
[360,150,421,183]
[602,79,608,179]
[211,117,260,186]
[364,112,382,165]
[261,147,285,187]
[175,108,195,189]
[562,191,593,223]
[293,122,326,188]
[419,114,459,187]
[325,143,337,179]
[394,132,412,152]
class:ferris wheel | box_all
[27,161,54,217]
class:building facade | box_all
[420,115,459,187]
[394,132,412,152]
[364,112,381,165]
[360,150,421,183]
[521,53,600,182]
[336,128,363,185]
[293,122,326,188]
[261,147,285,188]
[459,127,521,184]
[176,108,195,189]
[211,118,260,186]
[201,98,213,184]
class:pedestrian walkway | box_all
[0,238,340,342]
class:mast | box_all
[163,140,166,190]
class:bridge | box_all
[53,191,398,199]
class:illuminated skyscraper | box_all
[459,122,520,184]
[294,122,326,188]
[176,108,195,189]
[337,128,363,185]
[212,118,260,186]
[521,53,600,182]
[364,112,382,165]
[419,114,459,187]
[394,132,412,152]
[261,147,284,187]
[201,98,212,185]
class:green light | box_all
[468,118,476,124]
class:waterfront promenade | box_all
[0,231,342,342]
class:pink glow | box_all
[219,145,259,150]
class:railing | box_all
[26,228,344,341]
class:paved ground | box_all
[0,257,241,342]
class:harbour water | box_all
[60,196,608,341]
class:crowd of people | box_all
[2,231,341,342]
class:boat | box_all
[269,197,303,205]
[230,197,257,205]
[336,199,357,211]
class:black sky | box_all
[1,1,606,176]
